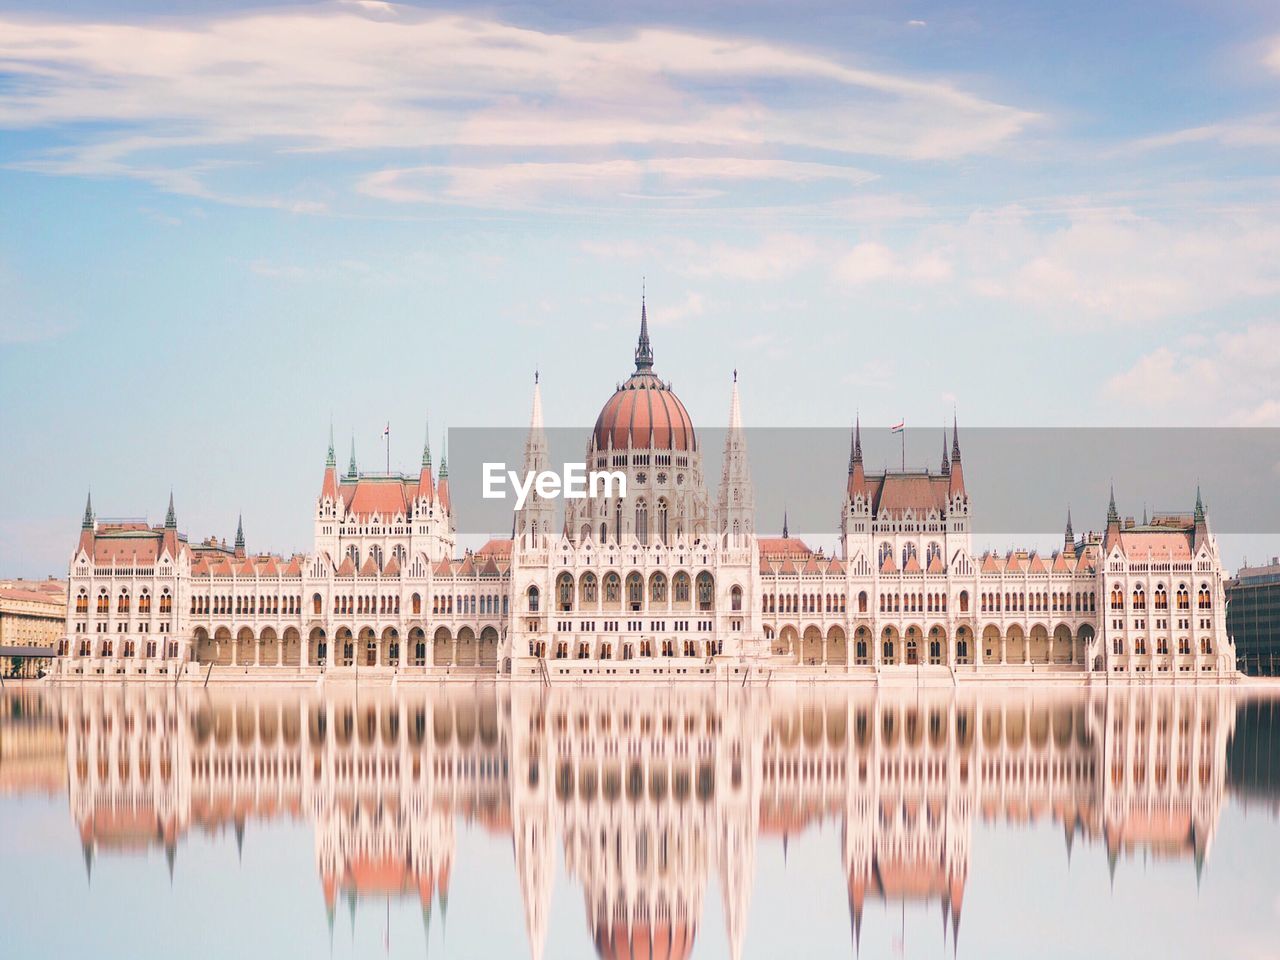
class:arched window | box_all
[582,573,598,602]
[371,544,383,570]
[673,572,691,603]
[902,543,918,567]
[959,590,969,613]
[1154,585,1168,610]
[858,590,868,614]
[1132,585,1145,610]
[626,572,643,609]
[650,573,667,603]
[636,499,648,545]
[1110,587,1124,611]
[557,573,574,611]
[696,572,714,611]
[1176,585,1190,610]
[604,573,621,603]
[313,593,323,615]
[878,542,893,566]
[657,499,669,543]
[411,593,421,615]
[1197,585,1211,610]
[926,542,941,565]
[75,591,88,615]
[527,585,540,612]
[730,585,742,611]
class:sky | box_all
[2,0,1280,576]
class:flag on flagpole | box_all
[383,422,390,439]
[890,420,905,433]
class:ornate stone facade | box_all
[51,301,1236,683]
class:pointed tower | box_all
[635,291,654,372]
[161,491,180,557]
[436,430,451,519]
[1193,485,1209,551]
[78,491,96,555]
[517,372,555,548]
[1105,484,1121,552]
[948,413,965,500]
[347,435,358,481]
[717,370,754,549]
[1064,508,1075,553]
[945,412,971,553]
[940,427,950,476]
[417,421,435,509]
[234,514,246,559]
[841,418,871,561]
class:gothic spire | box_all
[1064,508,1074,550]
[634,290,654,373]
[1194,484,1205,523]
[235,514,245,551]
[326,419,336,468]
[941,427,950,475]
[439,430,448,477]
[782,509,789,539]
[951,411,961,461]
[850,417,863,468]
[165,491,176,529]
[1107,484,1119,524]
[422,418,432,468]
[82,491,94,530]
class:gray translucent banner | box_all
[445,427,1280,537]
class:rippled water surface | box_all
[2,684,1278,959]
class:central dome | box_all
[592,301,696,452]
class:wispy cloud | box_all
[1105,322,1280,425]
[0,3,1036,211]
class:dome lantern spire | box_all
[634,286,654,373]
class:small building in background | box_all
[0,579,68,678]
[1227,559,1280,676]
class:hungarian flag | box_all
[383,422,390,439]
[890,420,905,433]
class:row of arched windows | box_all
[83,588,173,617]
[1108,583,1209,612]
[548,571,715,612]
[983,591,1095,614]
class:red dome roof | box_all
[593,375,696,452]
[592,299,696,452]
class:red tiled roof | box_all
[757,537,812,557]
[1118,530,1193,562]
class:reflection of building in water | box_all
[51,686,1237,957]
[53,309,1238,684]
[0,690,66,795]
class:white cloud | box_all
[1104,322,1280,425]
[652,292,706,326]
[926,206,1280,324]
[581,232,824,282]
[0,4,1035,210]
[833,241,952,286]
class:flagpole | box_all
[385,422,390,474]
[901,422,905,472]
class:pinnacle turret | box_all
[634,292,654,373]
[235,514,245,551]
[326,420,336,468]
[165,491,176,529]
[82,491,94,530]
[347,435,358,480]
[941,427,950,475]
